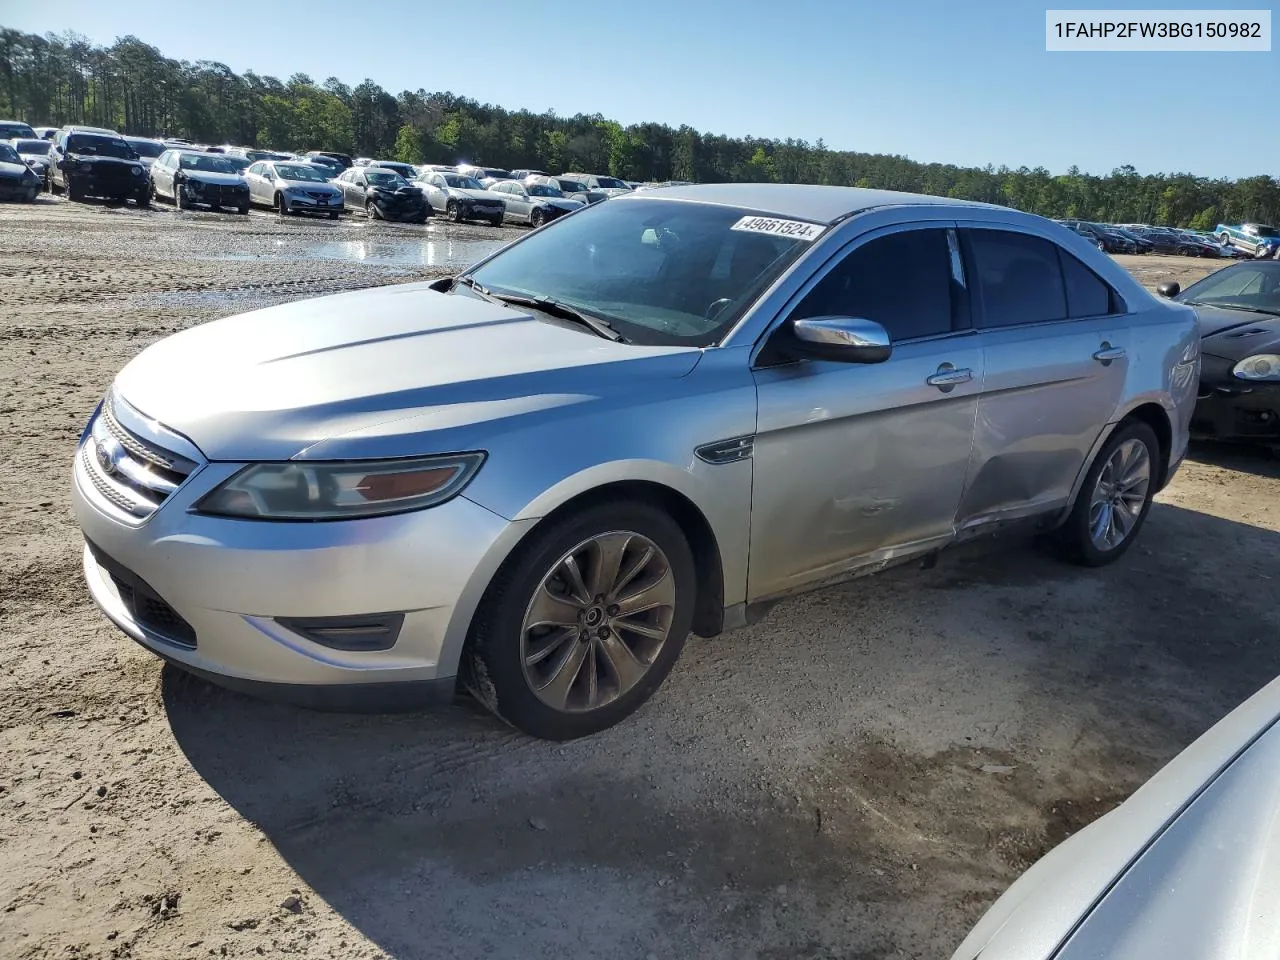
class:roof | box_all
[634,182,1005,225]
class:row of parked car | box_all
[0,119,701,227]
[1056,217,1280,259]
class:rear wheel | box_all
[463,501,696,740]
[1056,421,1159,567]
[1219,231,1231,246]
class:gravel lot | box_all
[2,197,1278,960]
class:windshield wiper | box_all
[489,293,628,343]
[451,275,496,301]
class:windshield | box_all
[66,134,135,159]
[465,198,816,347]
[13,140,47,155]
[1177,261,1280,315]
[378,164,415,177]
[0,123,35,138]
[125,139,164,158]
[366,170,408,187]
[527,184,563,198]
[277,163,328,182]
[223,156,251,172]
[556,179,587,193]
[595,177,629,189]
[444,174,483,189]
[0,144,20,163]
[178,153,237,173]
[482,169,512,180]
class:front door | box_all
[749,225,982,601]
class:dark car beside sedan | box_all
[1159,260,1280,442]
[335,167,429,222]
[48,129,151,206]
[0,142,42,201]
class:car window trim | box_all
[747,219,965,368]
[958,225,1130,332]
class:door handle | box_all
[1093,344,1126,364]
[926,368,974,388]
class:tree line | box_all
[2,27,1278,228]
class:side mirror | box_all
[1156,281,1180,299]
[788,316,892,364]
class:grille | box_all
[80,399,197,520]
[88,540,197,648]
[305,190,333,201]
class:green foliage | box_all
[2,25,1277,227]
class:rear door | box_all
[955,224,1131,530]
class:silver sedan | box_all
[487,178,585,227]
[955,672,1280,960]
[70,184,1199,740]
[243,160,344,217]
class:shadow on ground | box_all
[164,501,1280,960]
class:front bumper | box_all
[283,192,343,214]
[71,413,535,706]
[1191,381,1280,441]
[68,172,147,199]
[372,195,428,220]
[459,203,503,222]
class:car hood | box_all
[1191,304,1280,358]
[114,282,702,461]
[540,197,584,211]
[282,178,340,192]
[181,170,244,186]
[0,160,33,178]
[452,188,502,203]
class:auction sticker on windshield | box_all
[731,216,825,241]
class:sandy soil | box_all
[2,198,1278,960]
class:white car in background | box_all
[413,171,505,224]
[955,673,1280,960]
[243,159,344,218]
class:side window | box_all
[247,163,261,176]
[968,230,1068,328]
[1059,250,1120,318]
[792,229,956,341]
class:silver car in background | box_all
[71,184,1198,740]
[487,178,584,227]
[243,159,344,217]
[559,172,633,198]
[955,672,1280,960]
[413,171,505,224]
[535,174,606,204]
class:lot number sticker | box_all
[731,216,825,241]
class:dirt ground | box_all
[2,197,1277,960]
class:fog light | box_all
[276,613,404,651]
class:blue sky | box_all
[3,0,1275,179]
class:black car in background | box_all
[305,150,354,170]
[48,129,150,206]
[1059,219,1138,254]
[0,120,37,139]
[334,167,429,222]
[1158,260,1280,442]
[1132,227,1207,257]
[0,142,42,201]
[1106,226,1154,254]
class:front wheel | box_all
[135,189,150,209]
[276,192,290,215]
[367,199,382,220]
[488,216,502,227]
[328,210,340,220]
[237,205,249,215]
[530,208,544,228]
[1055,421,1159,567]
[463,501,696,740]
[174,182,185,210]
[446,200,461,222]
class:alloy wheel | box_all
[1088,439,1151,551]
[520,531,675,713]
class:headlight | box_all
[194,453,486,520]
[131,166,143,176]
[1233,355,1280,381]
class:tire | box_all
[462,501,696,740]
[530,208,544,228]
[446,200,461,222]
[413,212,429,224]
[237,205,249,215]
[68,180,84,202]
[1056,421,1160,567]
[276,192,289,216]
[147,181,158,205]
[174,182,185,210]
[488,216,502,227]
[328,210,340,220]
[367,199,382,220]
[1218,232,1231,246]
[1096,240,1106,252]
[135,189,150,209]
